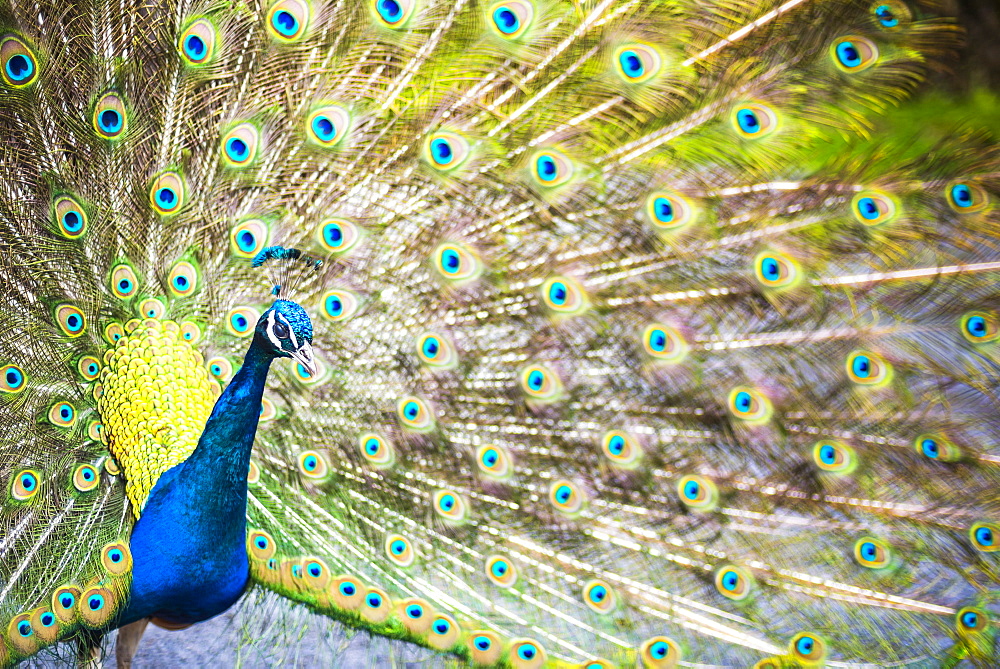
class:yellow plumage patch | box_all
[97,319,220,515]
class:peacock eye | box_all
[272,320,289,339]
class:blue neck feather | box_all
[119,335,274,627]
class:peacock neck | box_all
[119,336,275,627]
[182,336,273,494]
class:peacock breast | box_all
[95,319,221,516]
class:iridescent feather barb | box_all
[0,0,998,666]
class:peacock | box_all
[0,0,998,665]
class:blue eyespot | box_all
[589,585,607,602]
[157,188,177,209]
[921,438,939,459]
[108,548,123,563]
[836,41,861,68]
[650,641,668,658]
[440,494,455,510]
[303,455,318,471]
[237,230,256,252]
[391,539,406,554]
[967,316,987,338]
[62,210,82,232]
[491,561,507,577]
[60,594,74,608]
[434,619,450,634]
[21,473,36,491]
[493,7,519,33]
[619,50,643,78]
[760,257,780,282]
[17,621,31,637]
[683,480,700,500]
[975,526,994,546]
[67,315,81,331]
[406,603,423,619]
[378,0,403,22]
[555,484,571,503]
[819,445,836,465]
[272,10,298,36]
[99,109,122,133]
[857,197,879,219]
[404,401,418,419]
[527,369,544,391]
[860,541,876,559]
[517,643,537,660]
[736,109,759,133]
[474,635,491,650]
[232,314,248,330]
[875,4,898,27]
[339,581,356,596]
[226,137,249,162]
[607,435,625,455]
[549,281,567,305]
[315,118,338,144]
[5,367,24,389]
[536,154,557,182]
[308,563,321,577]
[365,438,380,455]
[796,636,815,654]
[88,594,105,611]
[430,138,452,165]
[482,448,498,465]
[951,184,973,208]
[5,53,33,82]
[652,197,673,223]
[440,249,460,274]
[255,536,268,550]
[962,611,978,628]
[184,34,206,59]
[734,391,751,412]
[852,354,871,378]
[367,593,382,607]
[326,295,342,317]
[720,570,739,591]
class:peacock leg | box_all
[114,617,150,669]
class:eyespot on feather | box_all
[359,433,395,466]
[488,0,533,39]
[1,36,39,88]
[221,123,260,168]
[307,106,350,147]
[732,103,777,139]
[485,554,518,588]
[247,530,276,561]
[715,565,753,600]
[372,0,415,28]
[728,387,772,422]
[150,172,186,216]
[267,0,310,41]
[601,430,641,466]
[397,396,434,431]
[321,290,359,322]
[520,364,562,401]
[754,250,800,290]
[813,439,856,474]
[79,586,115,628]
[946,181,989,213]
[385,533,415,567]
[427,613,459,650]
[316,218,361,254]
[846,350,892,386]
[297,450,329,479]
[109,264,139,299]
[639,636,681,668]
[468,630,503,665]
[397,597,434,635]
[56,304,86,337]
[548,479,584,515]
[54,195,88,239]
[852,191,897,225]
[93,93,127,139]
[100,542,132,575]
[645,192,695,232]
[614,43,662,83]
[510,639,546,668]
[52,586,81,624]
[425,132,470,171]
[530,149,573,187]
[642,324,688,362]
[73,464,99,492]
[541,276,587,314]
[138,298,165,320]
[789,632,827,666]
[830,36,879,72]
[476,444,512,478]
[434,243,482,282]
[1,364,26,393]
[582,579,617,614]
[970,522,999,552]
[231,220,270,258]
[329,575,365,609]
[48,401,76,428]
[677,474,717,511]
[360,587,392,623]
[12,469,40,501]
[854,537,892,568]
[178,18,217,66]
[226,307,260,336]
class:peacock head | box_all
[256,299,317,376]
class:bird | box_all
[0,0,998,666]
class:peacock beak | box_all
[289,341,318,378]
